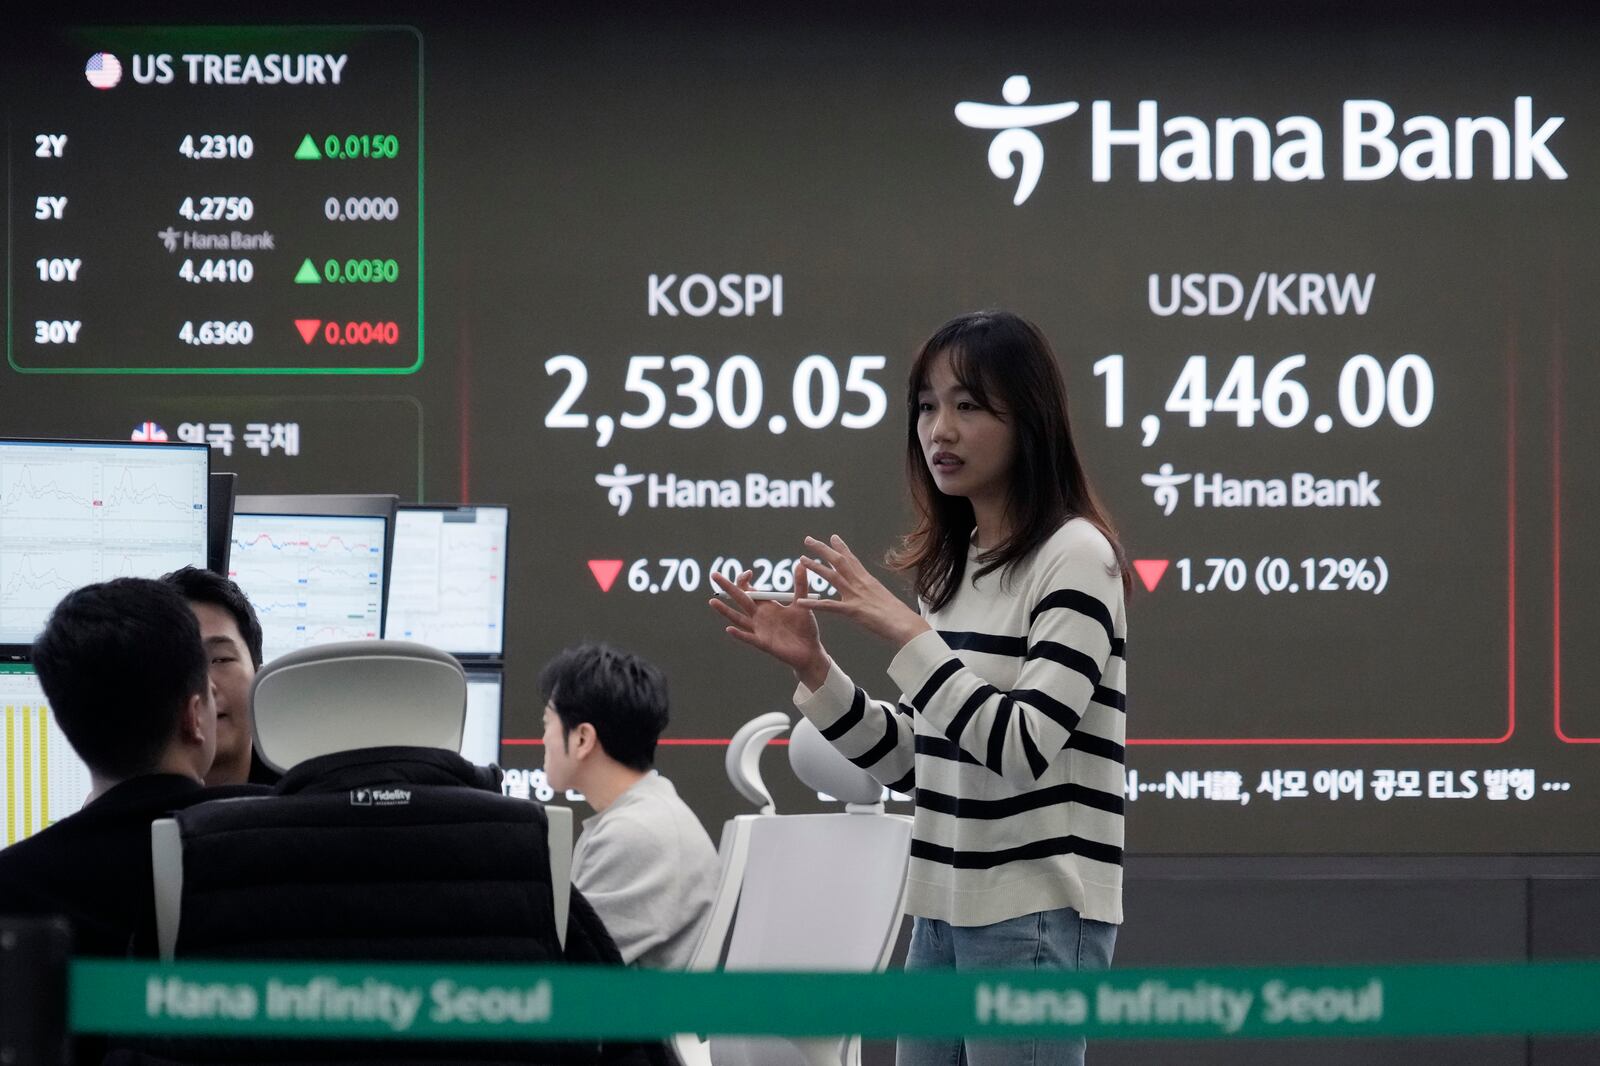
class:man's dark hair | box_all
[32,577,209,779]
[538,644,668,772]
[161,565,265,668]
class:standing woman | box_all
[711,309,1129,1065]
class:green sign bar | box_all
[70,960,1600,1041]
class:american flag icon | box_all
[85,53,122,90]
[131,422,169,442]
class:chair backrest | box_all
[159,640,571,960]
[679,717,912,1066]
[146,640,599,1063]
[251,640,466,774]
[682,711,791,974]
[722,812,912,971]
[153,800,573,963]
[148,800,594,1064]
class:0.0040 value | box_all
[321,321,400,345]
[627,557,835,595]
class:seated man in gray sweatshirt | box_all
[539,643,719,970]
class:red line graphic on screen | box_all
[503,738,787,748]
[1550,325,1591,742]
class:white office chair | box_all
[678,709,792,979]
[250,639,468,773]
[153,640,572,960]
[675,715,914,1066]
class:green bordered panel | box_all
[68,960,1600,1041]
[7,25,423,374]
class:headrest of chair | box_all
[251,641,467,773]
[725,711,791,814]
[788,718,885,807]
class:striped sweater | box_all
[795,518,1127,926]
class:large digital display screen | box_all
[3,6,1595,854]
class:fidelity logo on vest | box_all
[955,76,1567,204]
[350,788,412,807]
[596,464,835,515]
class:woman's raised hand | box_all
[709,566,830,689]
[797,534,931,649]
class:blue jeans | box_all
[897,907,1117,1066]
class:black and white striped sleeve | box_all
[793,661,917,794]
[887,551,1121,789]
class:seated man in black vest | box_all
[146,642,665,1064]
[0,577,264,957]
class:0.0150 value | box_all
[321,134,400,160]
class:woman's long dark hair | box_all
[887,310,1130,611]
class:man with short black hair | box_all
[0,578,260,956]
[540,643,718,970]
[161,565,279,785]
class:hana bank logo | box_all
[596,463,836,515]
[597,464,647,516]
[955,80,1567,203]
[954,75,1079,205]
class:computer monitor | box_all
[461,669,503,766]
[0,438,209,651]
[229,510,391,664]
[0,662,92,849]
[386,505,509,659]
[206,472,237,575]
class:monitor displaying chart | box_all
[229,512,387,664]
[0,440,209,646]
[1,663,92,848]
[386,506,508,658]
[461,671,503,767]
